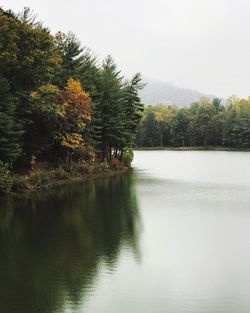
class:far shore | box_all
[134,146,250,152]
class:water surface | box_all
[0,151,250,313]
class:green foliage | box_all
[0,6,144,192]
[27,83,61,159]
[137,97,250,149]
[1,4,250,197]
[0,76,23,163]
[28,169,53,186]
[54,31,83,87]
[122,73,145,146]
[141,109,160,147]
[123,148,134,166]
[172,108,190,146]
[72,162,89,175]
[0,161,13,194]
[0,10,60,93]
[50,167,69,180]
[92,55,124,159]
[98,161,110,172]
[12,176,29,193]
[86,56,145,161]
[72,161,110,176]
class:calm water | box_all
[0,151,250,313]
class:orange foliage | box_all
[59,78,91,127]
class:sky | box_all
[1,0,250,98]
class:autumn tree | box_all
[0,6,145,175]
[58,78,91,168]
[223,97,250,147]
[153,104,174,146]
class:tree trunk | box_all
[68,149,72,171]
[109,146,112,161]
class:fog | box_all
[1,0,250,98]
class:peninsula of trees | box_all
[0,8,144,194]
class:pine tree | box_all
[0,77,22,164]
[93,56,124,160]
[122,73,144,147]
[141,110,159,147]
[54,31,83,88]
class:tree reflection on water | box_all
[0,172,141,313]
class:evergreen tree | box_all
[172,108,190,146]
[54,31,83,88]
[93,56,124,160]
[122,73,144,147]
[141,110,159,147]
[0,77,22,164]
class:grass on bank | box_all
[0,148,134,196]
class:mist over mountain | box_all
[139,78,217,106]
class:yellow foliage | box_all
[30,84,59,99]
[154,105,173,123]
[60,133,83,149]
[226,96,250,113]
[59,78,92,126]
[39,83,59,94]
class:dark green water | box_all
[0,173,140,313]
[0,151,250,313]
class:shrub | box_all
[73,146,96,165]
[84,146,96,164]
[111,157,120,170]
[122,148,134,166]
[0,161,13,195]
[98,161,110,172]
[28,169,52,187]
[12,176,29,193]
[51,167,69,180]
[72,162,89,175]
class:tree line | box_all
[0,7,144,172]
[137,97,250,148]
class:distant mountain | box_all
[139,78,217,106]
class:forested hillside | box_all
[137,98,250,148]
[0,7,144,194]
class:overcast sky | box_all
[1,0,250,98]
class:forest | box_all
[137,98,250,148]
[0,7,144,194]
[1,7,250,195]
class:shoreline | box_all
[134,146,250,152]
[5,166,130,199]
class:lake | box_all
[0,150,250,313]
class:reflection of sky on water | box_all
[1,151,250,313]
